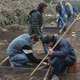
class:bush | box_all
[43,0,50,3]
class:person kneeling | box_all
[7,34,47,67]
[43,35,76,80]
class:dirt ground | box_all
[0,17,80,80]
[0,25,27,62]
[0,67,45,80]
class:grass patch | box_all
[70,1,80,12]
[43,14,55,22]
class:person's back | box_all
[51,36,76,61]
[62,1,73,28]
[7,34,41,66]
[64,2,73,17]
[7,34,32,56]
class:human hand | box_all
[65,14,67,18]
[48,49,53,56]
[42,62,48,66]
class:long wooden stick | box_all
[0,57,9,66]
[43,66,51,80]
[59,17,66,34]
[29,14,80,78]
[70,16,73,44]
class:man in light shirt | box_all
[62,1,73,28]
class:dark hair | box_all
[62,1,66,3]
[42,35,54,44]
[30,34,39,41]
[57,2,61,7]
[38,2,47,11]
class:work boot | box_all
[51,75,59,80]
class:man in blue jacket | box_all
[43,35,76,80]
[56,2,66,28]
[7,34,46,67]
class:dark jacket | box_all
[50,36,76,62]
[28,8,43,36]
[56,5,62,16]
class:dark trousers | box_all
[50,57,74,76]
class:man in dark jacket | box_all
[28,2,49,54]
[7,34,46,67]
[43,35,76,80]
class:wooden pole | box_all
[70,16,73,44]
[43,66,52,80]
[29,14,80,79]
[68,16,77,72]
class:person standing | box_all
[56,2,66,28]
[62,1,73,28]
[28,2,49,54]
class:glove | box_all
[56,13,59,17]
[65,14,68,18]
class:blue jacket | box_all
[7,34,32,57]
[50,36,76,62]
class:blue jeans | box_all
[28,26,49,54]
[40,31,49,54]
[72,14,75,21]
[57,15,66,28]
[66,16,74,29]
[10,53,30,66]
[57,17,64,28]
[50,57,74,76]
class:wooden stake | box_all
[70,16,73,44]
[29,14,80,78]
[43,66,51,80]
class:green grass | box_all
[70,1,80,12]
[43,15,55,22]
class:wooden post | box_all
[68,61,77,72]
[68,16,77,72]
[70,16,72,44]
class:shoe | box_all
[51,75,59,80]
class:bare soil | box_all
[0,17,80,80]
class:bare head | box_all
[57,2,61,8]
[30,34,39,44]
[62,1,66,6]
[38,2,47,13]
[42,35,54,47]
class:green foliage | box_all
[70,1,80,12]
[43,0,51,3]
[43,0,57,4]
